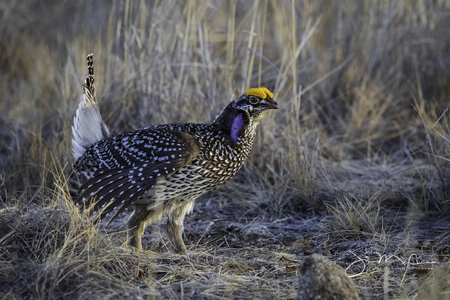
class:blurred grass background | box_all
[1,0,449,208]
[0,0,449,298]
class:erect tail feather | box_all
[72,53,109,161]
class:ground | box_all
[0,1,449,299]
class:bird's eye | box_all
[248,97,260,105]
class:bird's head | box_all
[214,87,277,141]
[233,87,278,118]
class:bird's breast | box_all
[146,128,255,204]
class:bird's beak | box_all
[266,98,278,109]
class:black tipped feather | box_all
[75,130,201,223]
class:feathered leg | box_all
[128,204,163,251]
[166,201,194,253]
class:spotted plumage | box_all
[72,54,277,253]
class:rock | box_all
[297,254,360,300]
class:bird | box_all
[72,53,278,253]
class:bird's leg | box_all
[128,204,155,251]
[166,202,191,253]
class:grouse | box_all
[72,54,278,253]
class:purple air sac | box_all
[231,113,244,141]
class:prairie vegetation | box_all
[0,1,449,299]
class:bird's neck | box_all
[230,113,245,141]
[213,107,257,145]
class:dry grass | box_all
[0,0,449,299]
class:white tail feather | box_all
[72,54,109,161]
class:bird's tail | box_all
[72,53,110,161]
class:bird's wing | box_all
[75,128,200,221]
